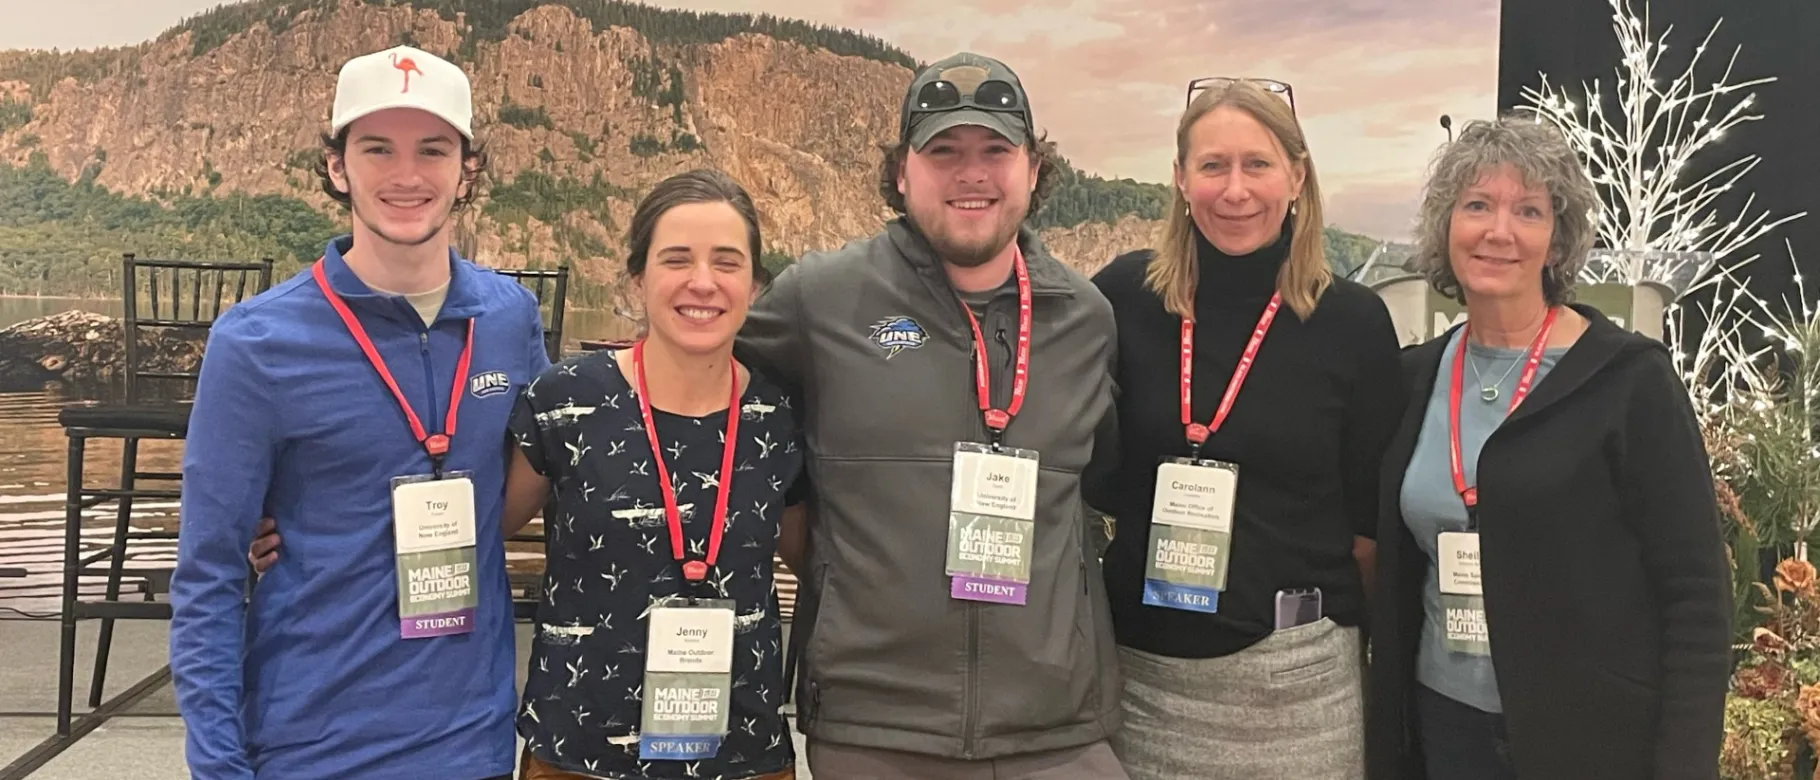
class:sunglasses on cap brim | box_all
[905,78,1031,130]
[1186,77,1296,114]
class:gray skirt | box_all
[1109,619,1365,780]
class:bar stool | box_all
[54,253,272,735]
[486,262,571,621]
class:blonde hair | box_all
[1145,80,1331,320]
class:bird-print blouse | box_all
[508,348,806,779]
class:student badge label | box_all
[391,472,479,639]
[947,442,1038,605]
[1143,458,1237,614]
[1438,531,1490,656]
[640,599,736,761]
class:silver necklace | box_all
[1468,347,1523,403]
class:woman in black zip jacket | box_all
[1363,115,1732,780]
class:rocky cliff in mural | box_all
[0,0,1175,306]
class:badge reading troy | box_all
[391,471,478,639]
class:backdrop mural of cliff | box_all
[0,0,1499,323]
[0,0,1496,609]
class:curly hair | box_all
[314,129,490,213]
[1411,112,1600,306]
[875,130,1061,220]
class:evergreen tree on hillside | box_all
[156,0,917,67]
[1030,156,1172,230]
[0,155,334,297]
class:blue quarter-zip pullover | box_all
[169,235,552,779]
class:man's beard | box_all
[906,195,1024,268]
[927,230,1010,268]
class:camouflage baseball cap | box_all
[899,52,1032,150]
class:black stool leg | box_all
[90,436,138,707]
[58,434,86,736]
[782,624,798,705]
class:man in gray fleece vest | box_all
[737,52,1126,779]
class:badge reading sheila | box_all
[1438,532,1490,655]
[391,472,479,639]
[640,599,736,761]
[1143,458,1237,613]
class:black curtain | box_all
[1499,0,1818,315]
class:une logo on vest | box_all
[868,316,928,358]
[469,370,512,398]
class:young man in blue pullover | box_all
[168,45,549,780]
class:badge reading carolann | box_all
[1142,458,1236,614]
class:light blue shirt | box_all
[1399,327,1566,714]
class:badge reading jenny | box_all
[640,599,736,761]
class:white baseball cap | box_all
[330,46,473,140]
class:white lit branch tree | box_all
[1517,0,1806,441]
[1517,0,1813,538]
[1515,3,1820,777]
[1519,0,1801,284]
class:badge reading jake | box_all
[1143,458,1237,613]
[1438,531,1490,656]
[947,442,1038,605]
[391,472,479,639]
[640,598,736,761]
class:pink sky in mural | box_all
[661,0,1503,239]
[2,0,1500,240]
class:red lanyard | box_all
[958,245,1032,444]
[312,260,473,470]
[633,339,741,583]
[1180,293,1282,451]
[1448,307,1559,517]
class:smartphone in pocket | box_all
[1274,587,1322,630]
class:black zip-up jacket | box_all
[736,219,1123,760]
[1366,304,1732,780]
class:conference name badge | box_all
[1143,458,1237,614]
[639,598,736,761]
[391,471,479,639]
[1438,531,1490,656]
[947,442,1038,605]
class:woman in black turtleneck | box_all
[1086,79,1404,779]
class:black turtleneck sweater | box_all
[1087,226,1406,658]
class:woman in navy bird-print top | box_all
[502,169,807,780]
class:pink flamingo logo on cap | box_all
[390,52,423,93]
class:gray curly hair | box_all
[1412,112,1600,306]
